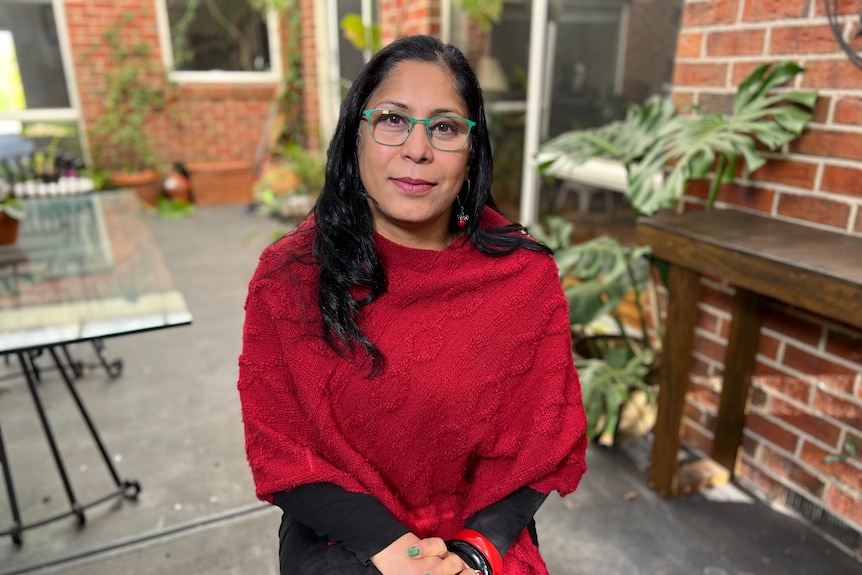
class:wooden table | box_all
[637,209,862,498]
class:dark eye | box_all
[430,117,467,141]
[381,112,405,125]
[431,120,457,133]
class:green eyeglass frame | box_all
[361,109,476,152]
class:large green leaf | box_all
[537,62,816,216]
[577,353,655,442]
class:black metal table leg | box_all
[16,351,86,526]
[0,425,24,545]
[48,347,122,488]
[60,345,85,378]
[0,346,141,544]
[90,339,123,379]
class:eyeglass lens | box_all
[366,110,471,151]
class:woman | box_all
[238,35,587,575]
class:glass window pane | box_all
[0,1,71,110]
[337,0,367,90]
[167,0,271,72]
[548,3,624,136]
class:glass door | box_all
[546,0,628,137]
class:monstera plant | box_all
[533,62,817,445]
[538,62,818,216]
[529,215,655,445]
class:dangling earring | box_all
[456,179,470,228]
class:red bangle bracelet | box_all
[452,529,503,575]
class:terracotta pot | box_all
[0,212,21,245]
[110,169,162,206]
[186,161,255,206]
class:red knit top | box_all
[238,208,587,574]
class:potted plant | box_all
[532,62,817,446]
[0,189,24,245]
[87,9,169,205]
[254,144,324,221]
[529,215,657,446]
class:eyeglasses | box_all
[361,109,476,152]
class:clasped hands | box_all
[371,532,479,575]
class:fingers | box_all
[408,537,477,575]
[409,536,448,559]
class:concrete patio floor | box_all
[0,202,860,574]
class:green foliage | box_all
[538,62,817,217]
[529,215,655,444]
[340,14,381,54]
[533,62,817,445]
[80,167,113,191]
[255,144,324,223]
[250,0,305,146]
[280,144,325,195]
[0,163,26,220]
[579,352,654,445]
[530,215,652,334]
[154,197,195,219]
[170,0,201,68]
[824,440,858,464]
[453,0,503,29]
[0,195,25,221]
[88,10,167,173]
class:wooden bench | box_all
[636,209,862,498]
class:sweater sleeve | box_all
[238,249,369,503]
[463,487,548,557]
[274,483,409,565]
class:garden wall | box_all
[64,0,279,170]
[672,0,862,548]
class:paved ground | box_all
[0,202,860,574]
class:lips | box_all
[391,177,435,195]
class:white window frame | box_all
[155,0,282,84]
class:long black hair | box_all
[312,34,550,370]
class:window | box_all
[0,0,84,164]
[0,1,71,111]
[158,0,281,82]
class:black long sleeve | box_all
[274,483,548,565]
[273,483,409,565]
[464,487,549,557]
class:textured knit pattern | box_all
[238,208,588,575]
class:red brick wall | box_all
[299,0,320,150]
[623,0,683,102]
[674,0,862,535]
[379,0,441,44]
[64,0,279,172]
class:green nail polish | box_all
[407,545,420,557]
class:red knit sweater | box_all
[238,208,587,574]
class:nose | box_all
[400,123,433,163]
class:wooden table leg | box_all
[649,264,700,498]
[712,288,765,474]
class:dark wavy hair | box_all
[312,34,550,370]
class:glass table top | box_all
[0,190,192,353]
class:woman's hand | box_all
[371,533,476,575]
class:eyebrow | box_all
[373,100,466,117]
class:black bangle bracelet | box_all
[445,539,493,575]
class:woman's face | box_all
[358,60,471,249]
